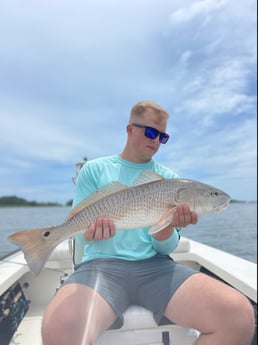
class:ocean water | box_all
[0,203,257,262]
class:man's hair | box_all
[129,101,169,123]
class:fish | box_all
[8,170,231,275]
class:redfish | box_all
[8,170,230,274]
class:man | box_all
[42,101,255,345]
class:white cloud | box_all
[170,0,227,24]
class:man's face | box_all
[129,109,168,162]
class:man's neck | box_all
[119,150,151,164]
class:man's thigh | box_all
[163,272,249,332]
[42,283,117,344]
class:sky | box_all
[0,0,257,204]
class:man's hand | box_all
[84,218,116,241]
[153,204,198,241]
[171,204,198,228]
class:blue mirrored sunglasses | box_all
[131,123,170,144]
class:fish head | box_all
[175,180,231,216]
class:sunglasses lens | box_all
[145,127,169,144]
[160,133,169,144]
[145,127,159,139]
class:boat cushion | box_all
[109,305,172,330]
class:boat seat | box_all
[111,305,168,330]
[95,305,199,345]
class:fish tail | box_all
[8,226,59,275]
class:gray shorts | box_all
[62,254,197,329]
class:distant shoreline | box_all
[230,199,257,204]
[0,196,72,207]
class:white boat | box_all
[1,236,257,345]
[0,160,257,345]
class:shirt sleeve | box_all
[72,163,98,208]
[151,228,180,254]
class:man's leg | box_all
[42,283,117,345]
[164,273,255,345]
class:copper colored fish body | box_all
[8,170,231,274]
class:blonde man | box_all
[42,101,255,345]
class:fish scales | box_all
[67,184,163,231]
[82,181,170,229]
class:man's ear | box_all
[126,124,133,135]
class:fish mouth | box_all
[214,198,231,212]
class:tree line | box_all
[0,196,72,207]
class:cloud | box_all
[170,0,227,24]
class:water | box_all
[0,206,72,259]
[0,203,257,263]
[184,202,257,263]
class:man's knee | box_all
[239,298,255,339]
[227,293,255,340]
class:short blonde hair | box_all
[129,101,169,123]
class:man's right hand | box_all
[84,218,116,241]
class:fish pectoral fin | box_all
[148,208,175,235]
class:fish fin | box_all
[66,181,128,221]
[132,169,164,187]
[148,208,175,235]
[8,227,58,275]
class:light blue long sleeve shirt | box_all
[73,155,180,262]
